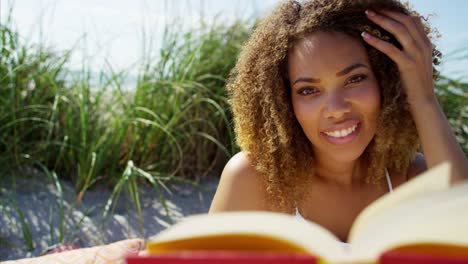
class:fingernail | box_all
[361,32,370,39]
[365,10,376,17]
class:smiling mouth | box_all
[321,122,361,146]
[323,123,358,138]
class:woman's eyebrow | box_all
[292,63,368,85]
[293,77,320,85]
[336,63,368,77]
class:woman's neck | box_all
[313,154,368,187]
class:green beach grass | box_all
[0,11,253,254]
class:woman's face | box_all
[287,31,381,163]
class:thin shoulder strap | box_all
[385,168,393,193]
[295,207,307,222]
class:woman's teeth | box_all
[324,124,358,138]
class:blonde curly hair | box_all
[227,0,441,212]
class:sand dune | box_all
[0,167,218,261]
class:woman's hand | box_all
[361,9,436,105]
[361,9,468,184]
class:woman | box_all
[209,0,468,243]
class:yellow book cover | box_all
[143,162,468,264]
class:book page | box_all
[348,162,451,241]
[350,180,468,261]
[147,211,347,260]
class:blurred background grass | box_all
[0,12,253,191]
[0,8,253,253]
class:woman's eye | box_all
[297,87,319,96]
[347,74,368,84]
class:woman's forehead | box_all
[291,31,363,55]
[288,31,369,72]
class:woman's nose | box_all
[323,92,351,119]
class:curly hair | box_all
[226,0,441,212]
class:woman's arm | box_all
[209,152,270,213]
[408,98,467,183]
[363,9,468,184]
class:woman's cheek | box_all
[292,97,323,136]
[348,84,381,113]
[293,96,322,120]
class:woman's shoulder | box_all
[406,152,428,181]
[224,151,261,176]
[217,152,265,186]
[209,152,269,213]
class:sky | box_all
[1,0,467,80]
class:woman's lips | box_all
[321,122,361,146]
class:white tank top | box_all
[295,169,393,250]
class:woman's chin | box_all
[330,150,365,163]
[313,144,367,164]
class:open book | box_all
[131,162,468,264]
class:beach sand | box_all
[0,167,219,261]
